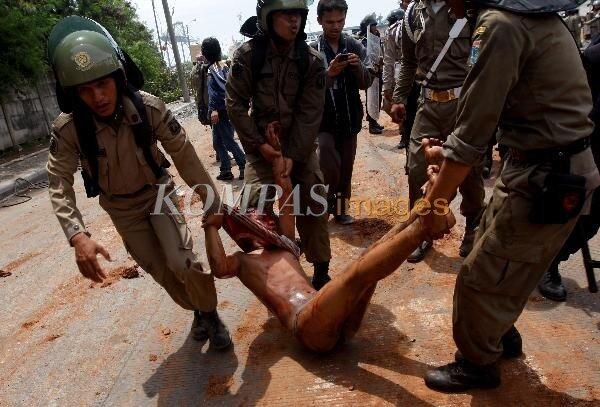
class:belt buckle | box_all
[435,90,450,103]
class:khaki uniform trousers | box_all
[452,151,599,365]
[409,98,485,221]
[244,151,332,264]
[99,188,217,312]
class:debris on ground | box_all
[120,265,140,279]
[161,328,171,337]
[42,334,61,343]
[95,264,141,288]
[148,354,158,362]
[0,270,11,278]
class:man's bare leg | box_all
[341,284,376,340]
[296,211,454,352]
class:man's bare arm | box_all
[203,216,240,278]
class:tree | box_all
[0,1,67,99]
[0,0,179,102]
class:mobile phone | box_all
[337,53,350,62]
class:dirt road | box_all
[0,114,598,406]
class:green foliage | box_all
[0,1,58,99]
[0,0,180,102]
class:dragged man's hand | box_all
[390,103,406,124]
[202,213,224,229]
[259,143,282,163]
[422,138,444,166]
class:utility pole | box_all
[185,25,191,55]
[151,0,165,62]
[161,0,190,102]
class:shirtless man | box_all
[203,144,453,352]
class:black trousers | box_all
[318,131,358,214]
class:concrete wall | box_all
[0,77,60,152]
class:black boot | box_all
[311,261,331,290]
[459,228,476,258]
[538,261,567,302]
[397,138,408,149]
[407,240,432,263]
[425,359,500,392]
[192,310,208,341]
[456,325,522,362]
[334,198,354,225]
[369,125,383,135]
[460,210,484,258]
[201,310,232,350]
[217,172,234,181]
[335,214,355,225]
[501,325,523,358]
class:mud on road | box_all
[0,113,598,406]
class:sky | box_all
[130,0,401,63]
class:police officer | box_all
[46,17,231,349]
[360,14,385,135]
[417,0,599,391]
[226,0,333,289]
[391,0,486,262]
[538,36,600,301]
[382,8,408,148]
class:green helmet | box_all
[256,0,313,32]
[52,31,124,87]
[48,16,124,88]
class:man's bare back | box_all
[232,248,316,332]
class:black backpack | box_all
[196,64,211,126]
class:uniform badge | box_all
[49,136,59,155]
[469,40,482,68]
[168,117,182,135]
[474,26,487,37]
[72,51,94,71]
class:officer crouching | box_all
[46,16,231,350]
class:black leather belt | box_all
[509,136,591,163]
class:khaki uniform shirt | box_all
[47,91,220,242]
[383,22,402,92]
[393,0,471,103]
[444,9,595,166]
[226,41,326,163]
